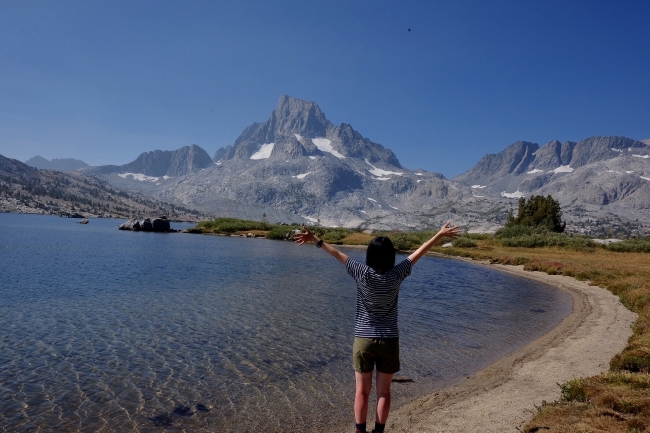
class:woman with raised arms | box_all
[294,222,461,433]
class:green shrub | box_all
[198,217,272,233]
[495,225,595,250]
[499,232,594,250]
[605,239,650,253]
[266,226,293,240]
[452,237,478,248]
[560,379,588,402]
[309,227,357,244]
[495,224,536,239]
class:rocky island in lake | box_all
[119,216,176,232]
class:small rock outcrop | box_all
[119,216,175,232]
[119,219,141,231]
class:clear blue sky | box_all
[1,0,648,178]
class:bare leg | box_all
[375,371,393,424]
[355,372,373,424]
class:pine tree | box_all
[506,195,566,232]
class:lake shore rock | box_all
[119,216,176,233]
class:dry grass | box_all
[429,238,650,432]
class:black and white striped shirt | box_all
[346,257,413,338]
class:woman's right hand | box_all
[294,226,317,246]
[438,221,461,240]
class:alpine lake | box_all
[0,213,572,432]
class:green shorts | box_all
[352,337,400,374]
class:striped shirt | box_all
[346,257,413,338]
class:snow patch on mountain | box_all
[365,160,403,177]
[118,173,161,182]
[550,165,574,173]
[312,138,345,159]
[501,190,526,198]
[250,143,275,160]
[292,172,311,180]
[633,154,649,159]
[527,169,544,174]
[471,185,487,189]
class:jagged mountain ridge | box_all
[87,144,214,178]
[454,136,649,205]
[86,96,503,231]
[78,96,649,235]
[453,136,650,235]
[25,156,89,171]
[213,95,401,167]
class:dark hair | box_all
[366,236,395,273]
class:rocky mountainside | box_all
[25,156,89,171]
[87,96,511,231]
[0,154,202,220]
[79,96,649,236]
[454,136,650,235]
[213,95,401,166]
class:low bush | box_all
[385,231,437,251]
[452,236,478,248]
[310,227,358,244]
[198,217,272,233]
[560,378,588,402]
[265,226,294,240]
[605,238,650,253]
[495,226,595,250]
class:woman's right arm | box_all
[294,226,349,265]
[408,222,461,266]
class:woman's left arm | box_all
[408,221,461,266]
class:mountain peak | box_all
[25,156,89,171]
[270,95,331,138]
[215,96,401,167]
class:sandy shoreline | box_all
[338,255,637,433]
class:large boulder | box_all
[152,217,171,232]
[141,218,153,231]
[119,219,141,231]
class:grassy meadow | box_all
[190,218,650,431]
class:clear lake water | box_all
[0,213,572,432]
